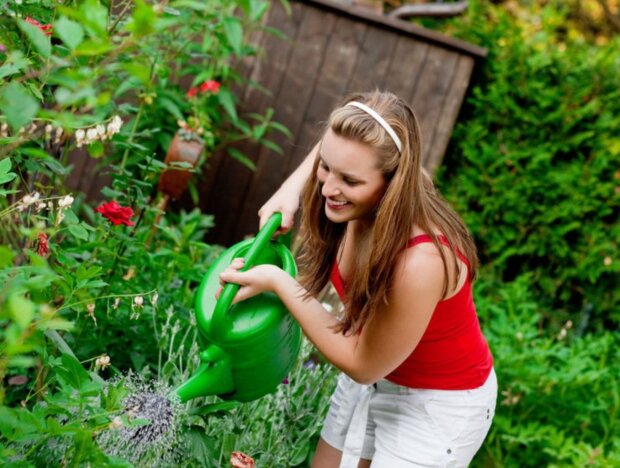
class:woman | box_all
[219,91,496,467]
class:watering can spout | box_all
[174,345,234,402]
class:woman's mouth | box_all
[326,198,350,210]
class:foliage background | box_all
[1,0,619,467]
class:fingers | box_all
[259,208,293,236]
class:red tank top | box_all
[330,234,493,390]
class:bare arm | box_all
[219,246,445,384]
[258,143,319,233]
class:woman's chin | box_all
[325,206,357,223]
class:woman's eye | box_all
[344,179,360,186]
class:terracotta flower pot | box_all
[158,130,204,200]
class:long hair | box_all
[297,90,478,335]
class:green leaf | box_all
[54,16,85,50]
[87,141,105,158]
[159,97,184,121]
[0,245,16,268]
[68,223,89,240]
[74,40,114,57]
[217,88,238,123]
[250,1,270,22]
[7,294,35,329]
[79,0,109,40]
[18,19,51,58]
[223,17,243,56]
[0,82,39,133]
[0,158,17,184]
[8,356,37,368]
[126,0,158,37]
[56,353,91,391]
[226,147,256,170]
[0,51,30,80]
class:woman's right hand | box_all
[258,184,300,235]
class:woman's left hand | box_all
[217,258,283,304]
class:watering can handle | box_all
[212,213,283,330]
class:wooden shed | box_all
[198,0,486,245]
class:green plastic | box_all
[174,213,301,403]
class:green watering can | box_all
[174,213,301,403]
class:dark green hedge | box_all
[436,3,620,328]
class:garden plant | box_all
[1,0,619,467]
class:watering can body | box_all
[175,214,301,403]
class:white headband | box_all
[346,101,402,153]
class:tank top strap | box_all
[406,234,470,267]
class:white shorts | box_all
[320,369,497,467]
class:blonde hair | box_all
[297,90,478,335]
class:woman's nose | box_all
[321,175,340,198]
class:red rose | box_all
[25,17,53,36]
[230,451,254,468]
[37,232,49,256]
[95,200,135,226]
[200,80,220,94]
[187,86,200,98]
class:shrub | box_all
[474,276,620,467]
[435,1,620,327]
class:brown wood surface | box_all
[424,55,475,173]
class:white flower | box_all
[75,129,85,147]
[112,297,120,309]
[35,201,47,212]
[133,296,144,308]
[45,124,53,135]
[110,416,123,429]
[54,127,63,144]
[86,127,98,143]
[86,302,96,325]
[106,115,123,137]
[150,292,158,306]
[95,354,111,370]
[21,192,41,207]
[96,124,107,140]
[58,194,74,209]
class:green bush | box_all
[436,2,620,327]
[473,276,620,467]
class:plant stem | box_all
[119,102,145,172]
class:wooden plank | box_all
[383,35,429,100]
[409,45,459,169]
[286,16,368,184]
[233,5,342,240]
[348,25,399,92]
[200,2,305,244]
[424,55,474,174]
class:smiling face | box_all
[317,129,387,224]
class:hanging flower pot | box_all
[158,128,204,200]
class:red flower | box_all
[25,17,53,36]
[230,451,255,468]
[200,80,220,94]
[187,86,200,98]
[95,200,135,226]
[37,232,49,256]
